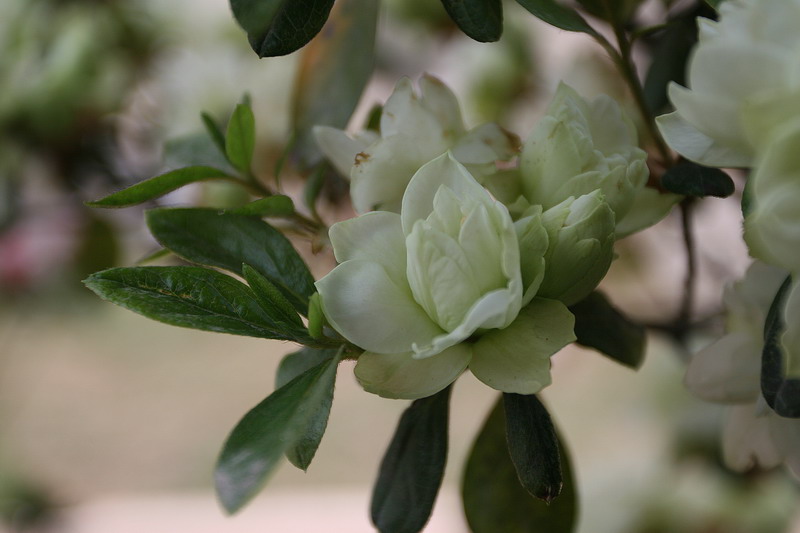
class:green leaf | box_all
[275,347,341,469]
[225,103,256,173]
[230,0,336,57]
[291,0,378,166]
[242,264,303,329]
[661,160,734,198]
[371,387,451,533]
[705,0,724,9]
[84,266,305,341]
[463,397,578,533]
[515,0,597,35]
[164,133,235,172]
[569,291,646,369]
[303,163,327,217]
[503,393,562,503]
[145,208,316,315]
[201,112,228,154]
[215,353,341,514]
[762,275,800,418]
[307,293,325,340]
[225,195,295,217]
[441,0,503,42]
[86,166,232,208]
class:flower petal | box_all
[615,186,681,238]
[313,126,371,179]
[656,110,752,168]
[470,298,576,394]
[315,260,443,354]
[329,211,406,283]
[419,74,465,136]
[354,344,472,399]
[722,403,782,472]
[685,332,763,403]
[451,123,520,165]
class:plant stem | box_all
[676,198,696,335]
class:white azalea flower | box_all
[685,261,800,476]
[315,153,575,399]
[314,74,519,214]
[657,0,800,168]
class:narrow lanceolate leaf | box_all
[84,266,303,341]
[569,291,646,369]
[275,347,341,470]
[201,112,228,154]
[371,387,451,533]
[503,394,562,503]
[86,166,232,208]
[215,353,341,514]
[762,275,800,418]
[225,103,256,173]
[225,195,295,217]
[230,0,335,57]
[291,0,378,166]
[515,0,597,35]
[241,264,303,331]
[661,160,734,198]
[463,397,577,533]
[145,208,315,315]
[441,0,503,42]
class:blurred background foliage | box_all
[0,0,797,531]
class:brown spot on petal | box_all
[354,152,370,166]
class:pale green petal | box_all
[329,211,406,282]
[684,332,762,403]
[418,74,465,136]
[588,94,638,155]
[470,298,576,394]
[668,84,747,153]
[458,203,506,294]
[656,110,752,168]
[514,209,548,305]
[616,186,681,238]
[315,260,443,354]
[380,77,447,140]
[768,415,800,477]
[723,403,783,472]
[451,123,520,164]
[313,126,370,179]
[354,344,472,399]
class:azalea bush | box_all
[83,0,799,531]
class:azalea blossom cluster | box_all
[312,75,674,399]
[660,0,800,475]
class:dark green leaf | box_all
[441,0,503,42]
[225,103,256,173]
[242,264,303,330]
[372,387,451,533]
[87,166,232,208]
[291,0,377,166]
[201,112,228,154]
[569,291,646,369]
[230,0,336,57]
[225,195,295,217]
[84,266,304,341]
[145,208,315,314]
[503,393,562,503]
[215,353,341,513]
[74,213,120,278]
[276,347,341,469]
[304,163,327,216]
[661,160,734,198]
[164,133,235,172]
[705,0,724,9]
[463,397,577,533]
[515,0,597,35]
[762,275,800,418]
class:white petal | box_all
[656,110,752,168]
[315,259,443,354]
[381,77,447,140]
[354,344,472,399]
[668,84,748,153]
[767,414,800,477]
[470,298,576,394]
[328,211,406,282]
[685,332,763,403]
[722,403,782,472]
[451,123,519,164]
[419,74,465,136]
[615,186,680,238]
[313,126,368,179]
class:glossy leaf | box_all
[276,347,341,470]
[441,0,503,42]
[164,133,234,172]
[463,397,577,533]
[84,266,305,341]
[216,353,341,513]
[230,0,335,57]
[242,264,303,329]
[225,195,295,217]
[225,103,256,173]
[291,0,378,166]
[145,208,315,314]
[762,276,800,418]
[569,291,646,369]
[661,160,734,198]
[86,166,232,208]
[503,393,562,503]
[515,0,597,36]
[371,387,451,533]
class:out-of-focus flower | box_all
[314,75,519,214]
[316,153,574,399]
[685,261,800,476]
[657,0,800,168]
[515,83,674,237]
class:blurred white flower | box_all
[314,75,519,214]
[315,153,574,399]
[685,261,800,476]
[657,0,800,168]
